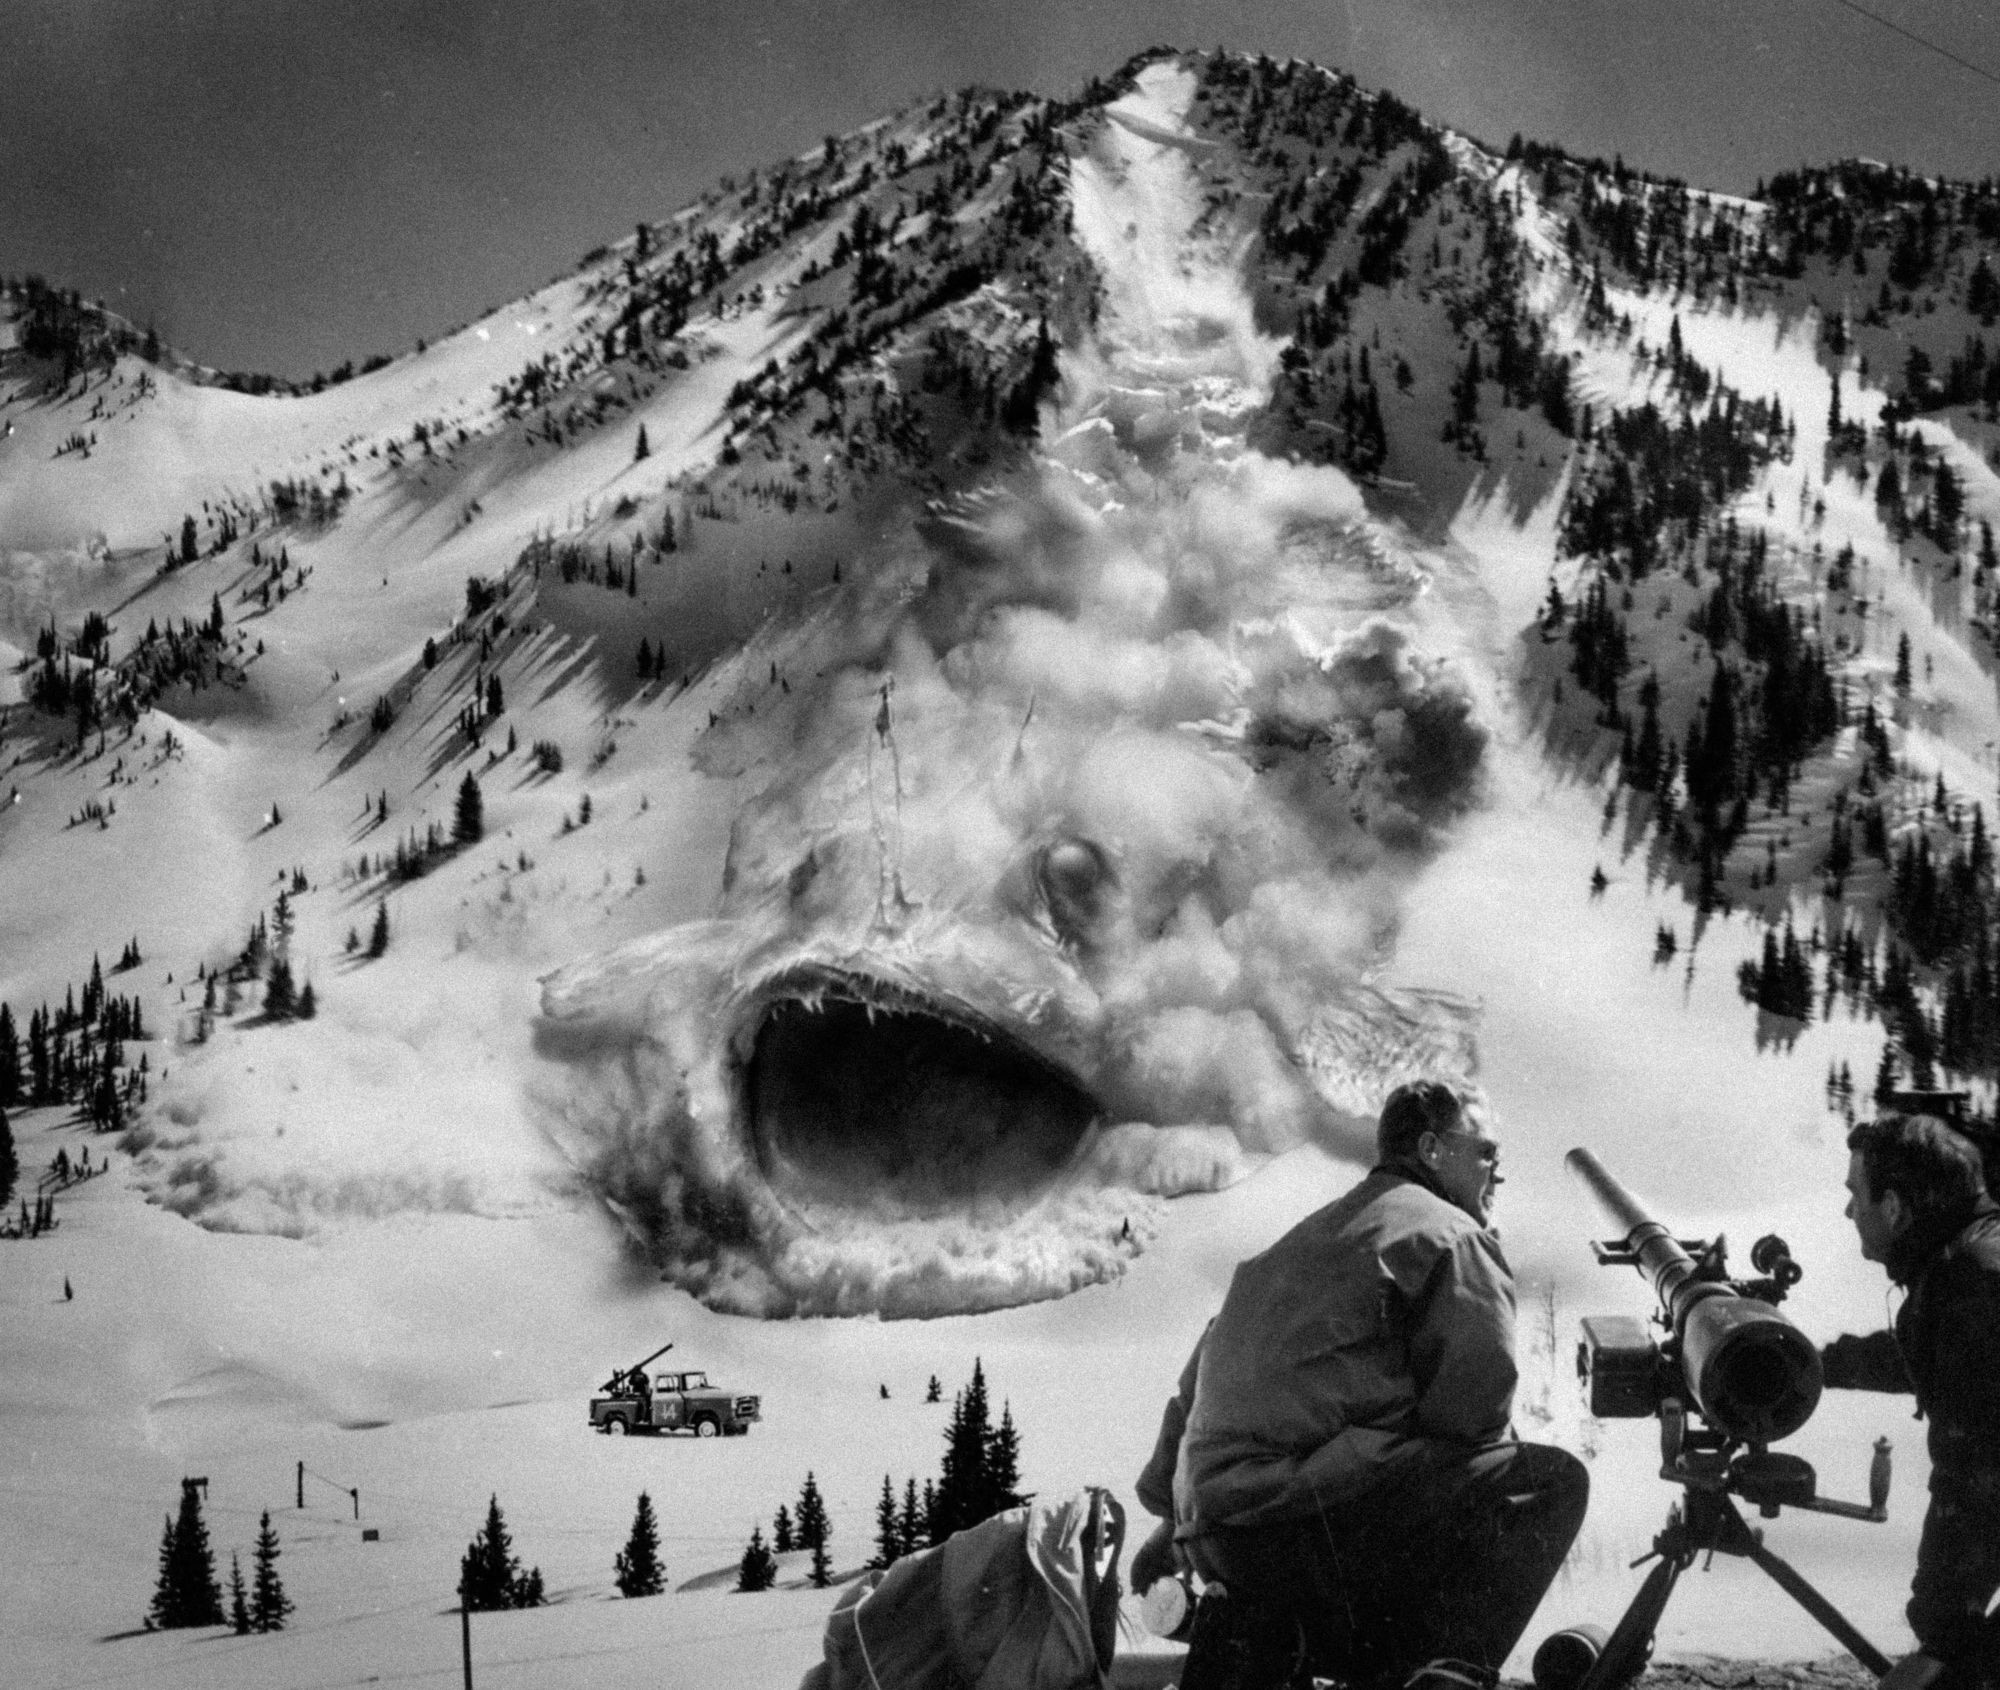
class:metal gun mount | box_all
[1549,1150,1896,1690]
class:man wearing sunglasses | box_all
[1133,1080,1588,1690]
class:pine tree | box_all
[795,1472,829,1552]
[810,1534,832,1588]
[368,902,390,958]
[983,1403,1024,1519]
[0,1002,19,1105]
[296,981,317,1020]
[635,424,651,461]
[486,672,504,717]
[459,1495,541,1611]
[925,1375,942,1404]
[737,1525,778,1592]
[454,772,484,844]
[934,1361,992,1539]
[772,1503,794,1553]
[898,1478,923,1555]
[1895,632,1912,695]
[614,1491,665,1597]
[251,1511,292,1631]
[0,1107,15,1212]
[873,1475,901,1569]
[265,955,295,1019]
[148,1513,178,1629]
[229,1552,250,1634]
[150,1481,224,1628]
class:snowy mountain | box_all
[4,45,1995,1686]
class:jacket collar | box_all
[1890,1194,2000,1287]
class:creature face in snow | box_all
[537,452,1486,1317]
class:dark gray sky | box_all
[7,0,1999,380]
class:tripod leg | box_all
[1574,1555,1682,1690]
[1744,1541,1892,1677]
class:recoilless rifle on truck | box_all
[589,1342,762,1437]
[1539,1149,1894,1690]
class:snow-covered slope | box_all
[9,44,2000,1687]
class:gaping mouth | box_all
[741,967,1102,1222]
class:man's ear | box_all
[1882,1188,1913,1238]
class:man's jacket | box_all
[1895,1201,2000,1673]
[1158,1166,1517,1534]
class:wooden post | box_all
[460,1600,473,1690]
[297,1461,304,1509]
[351,1487,360,1521]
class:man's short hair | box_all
[1379,1080,1468,1163]
[1847,1113,1986,1234]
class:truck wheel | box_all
[604,1415,628,1436]
[694,1415,719,1438]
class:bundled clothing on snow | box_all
[798,1489,1122,1690]
[1139,1164,1586,1687]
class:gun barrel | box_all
[1565,1147,1822,1445]
[1565,1148,1703,1313]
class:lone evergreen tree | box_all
[149,1480,224,1629]
[459,1495,544,1611]
[985,1402,1024,1520]
[265,955,295,1019]
[772,1503,794,1553]
[454,772,484,844]
[368,902,390,958]
[737,1525,778,1592]
[795,1472,830,1553]
[932,1360,1026,1540]
[635,424,651,461]
[614,1491,665,1597]
[296,980,317,1020]
[250,1511,292,1631]
[873,1476,902,1569]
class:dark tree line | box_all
[737,1360,1027,1593]
[0,954,150,1130]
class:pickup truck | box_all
[589,1366,760,1437]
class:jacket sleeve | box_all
[1136,1325,1207,1521]
[1819,1330,1911,1393]
[1407,1228,1518,1445]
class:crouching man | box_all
[1132,1081,1588,1690]
[1834,1113,2000,1690]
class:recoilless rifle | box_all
[1543,1149,1894,1690]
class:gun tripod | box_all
[1572,1418,1894,1690]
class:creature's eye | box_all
[1036,838,1115,943]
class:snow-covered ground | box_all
[1,58,1965,1690]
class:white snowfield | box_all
[0,55,1966,1688]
